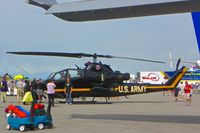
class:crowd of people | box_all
[0,73,73,106]
[173,81,200,105]
[0,74,46,104]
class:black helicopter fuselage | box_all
[46,62,131,98]
[46,64,188,99]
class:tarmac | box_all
[0,92,200,133]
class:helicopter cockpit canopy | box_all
[47,68,80,81]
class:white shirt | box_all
[47,82,56,94]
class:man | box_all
[174,86,180,102]
[65,77,72,104]
[0,76,8,103]
[184,81,192,106]
[31,79,39,103]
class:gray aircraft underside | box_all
[27,0,200,21]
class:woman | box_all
[22,80,33,105]
[47,80,56,107]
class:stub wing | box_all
[44,0,200,21]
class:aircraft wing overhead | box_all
[45,0,200,21]
[192,12,200,54]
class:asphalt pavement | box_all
[0,92,200,133]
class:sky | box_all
[0,0,199,79]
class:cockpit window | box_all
[53,72,63,80]
[47,72,55,80]
[49,70,67,81]
[68,70,79,78]
[60,71,66,80]
[47,69,80,81]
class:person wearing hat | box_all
[0,76,8,103]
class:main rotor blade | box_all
[7,52,165,64]
[94,55,165,64]
[7,52,93,58]
[109,56,165,64]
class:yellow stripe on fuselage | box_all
[55,88,91,92]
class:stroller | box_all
[5,102,53,132]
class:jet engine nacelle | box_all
[112,72,130,81]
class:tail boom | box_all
[114,66,188,96]
[146,66,188,90]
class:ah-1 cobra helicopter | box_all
[7,52,188,102]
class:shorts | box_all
[185,93,190,99]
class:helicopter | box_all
[7,51,188,102]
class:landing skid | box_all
[58,97,112,104]
[58,100,112,104]
[92,97,112,104]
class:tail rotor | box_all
[176,58,181,71]
[169,52,182,71]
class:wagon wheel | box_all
[29,125,35,130]
[38,123,44,130]
[19,125,26,132]
[6,124,11,130]
[47,123,53,129]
